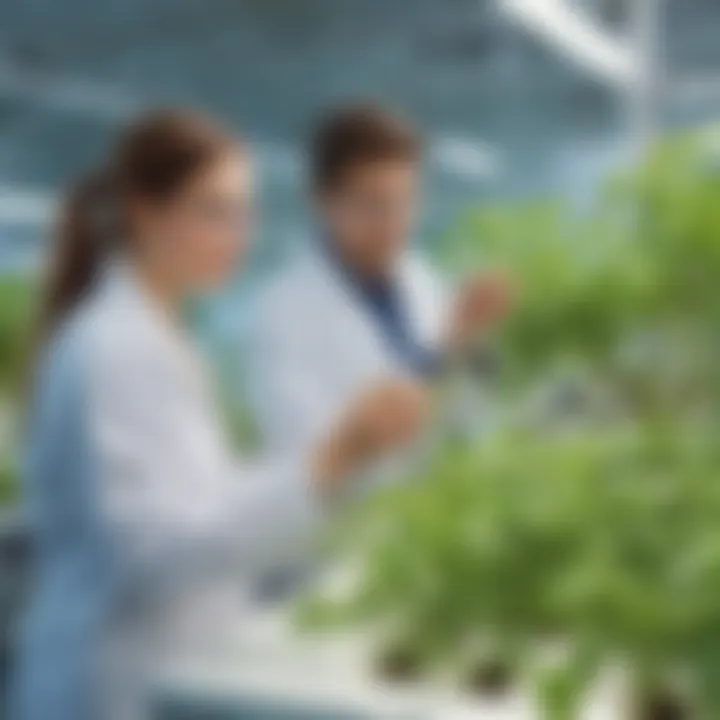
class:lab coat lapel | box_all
[312,248,440,377]
[310,249,399,375]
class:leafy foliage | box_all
[444,133,720,414]
[0,274,35,506]
[0,275,36,400]
[297,133,720,718]
[0,459,18,507]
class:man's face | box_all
[318,159,420,277]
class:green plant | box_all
[296,133,720,718]
[0,274,36,400]
[0,459,18,506]
[304,428,720,717]
[442,132,720,420]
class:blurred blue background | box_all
[0,0,718,277]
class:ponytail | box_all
[39,168,118,339]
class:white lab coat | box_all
[10,263,320,720]
[249,247,449,455]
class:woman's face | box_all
[135,149,253,293]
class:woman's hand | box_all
[313,378,431,494]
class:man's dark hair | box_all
[311,104,421,191]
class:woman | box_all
[10,110,428,720]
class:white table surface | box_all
[154,603,623,720]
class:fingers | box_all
[382,378,431,446]
[352,377,431,454]
[461,272,514,325]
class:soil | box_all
[465,658,513,697]
[375,643,424,683]
[635,688,692,720]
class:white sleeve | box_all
[248,296,341,454]
[89,347,321,586]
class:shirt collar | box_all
[320,233,398,302]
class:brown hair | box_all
[39,109,235,339]
[311,104,421,192]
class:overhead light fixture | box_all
[498,0,639,88]
[0,56,139,122]
[431,135,502,181]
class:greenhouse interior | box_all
[3,1,720,718]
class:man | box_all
[249,104,509,454]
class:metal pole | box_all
[629,0,661,149]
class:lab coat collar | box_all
[98,257,206,382]
[100,257,184,337]
[318,232,403,291]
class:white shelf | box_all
[154,605,622,720]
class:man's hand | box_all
[444,272,513,358]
